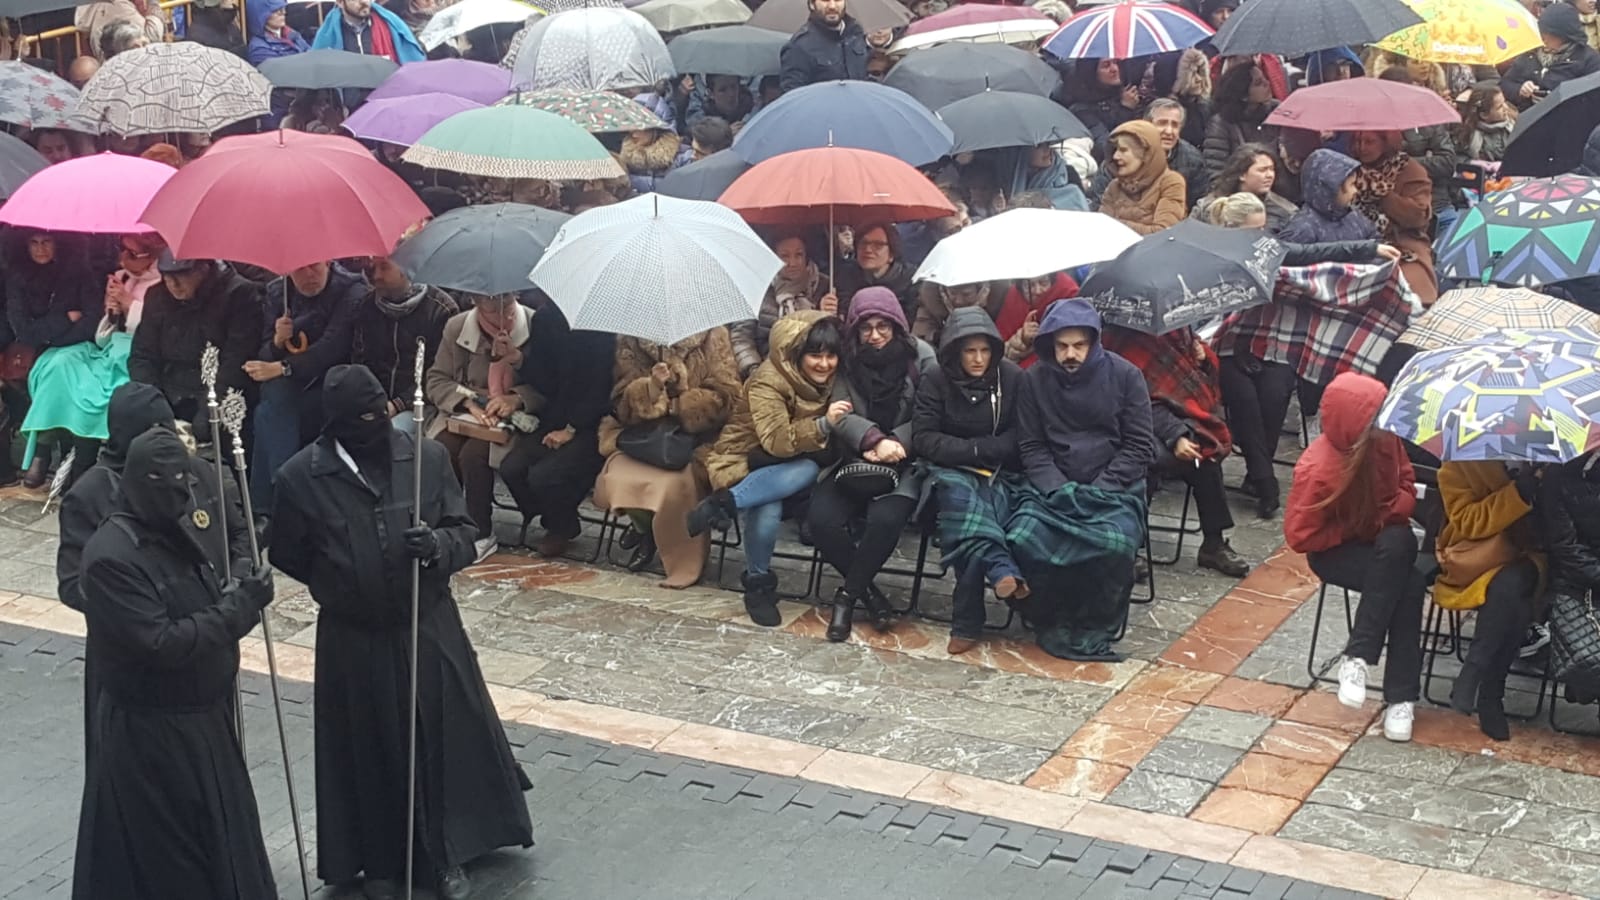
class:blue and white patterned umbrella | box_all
[507,7,674,92]
[1041,0,1212,60]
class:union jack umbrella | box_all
[1040,0,1212,60]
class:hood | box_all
[766,309,833,392]
[845,285,909,333]
[1542,1,1589,45]
[1320,371,1388,453]
[248,0,287,37]
[1306,47,1364,85]
[1301,148,1361,218]
[104,382,175,470]
[1108,120,1168,183]
[1032,297,1103,372]
[938,306,1003,365]
[1582,123,1600,177]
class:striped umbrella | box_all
[1040,0,1212,60]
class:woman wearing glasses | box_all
[834,223,917,324]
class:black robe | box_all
[269,431,533,883]
[74,515,275,900]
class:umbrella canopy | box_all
[1210,0,1423,57]
[1377,327,1600,463]
[936,91,1090,154]
[0,152,174,234]
[403,105,624,179]
[0,61,90,131]
[1040,1,1212,60]
[719,146,957,227]
[884,43,1060,110]
[0,0,85,15]
[1501,70,1600,177]
[1398,285,1600,352]
[367,58,512,105]
[0,132,47,201]
[508,7,674,92]
[914,208,1139,285]
[1435,175,1600,287]
[634,0,749,32]
[733,80,953,166]
[140,131,427,274]
[418,0,541,50]
[77,43,271,136]
[1373,0,1539,65]
[656,148,749,201]
[391,202,571,295]
[892,5,1059,53]
[496,87,667,132]
[257,49,398,90]
[341,93,484,146]
[747,0,909,34]
[531,193,781,345]
[668,25,786,78]
[1080,220,1288,334]
[1265,78,1459,132]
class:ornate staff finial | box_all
[413,336,426,399]
[201,343,220,394]
[220,388,248,443]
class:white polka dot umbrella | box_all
[507,7,674,92]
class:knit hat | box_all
[844,286,908,333]
[1541,1,1589,45]
[1199,0,1239,21]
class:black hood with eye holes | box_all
[104,382,176,473]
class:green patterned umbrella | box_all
[402,105,623,180]
[1435,175,1600,287]
[496,88,666,133]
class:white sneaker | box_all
[1336,657,1368,708]
[1383,702,1415,742]
[473,537,498,563]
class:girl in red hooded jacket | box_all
[1284,372,1424,742]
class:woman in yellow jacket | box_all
[1435,461,1543,741]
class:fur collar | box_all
[619,130,684,174]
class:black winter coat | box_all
[5,256,98,350]
[911,308,1024,471]
[778,17,868,92]
[348,285,460,405]
[1538,461,1600,593]
[519,302,615,435]
[257,265,366,388]
[1502,44,1600,110]
[127,264,261,419]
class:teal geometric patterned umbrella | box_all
[1377,326,1600,463]
[1435,175,1600,287]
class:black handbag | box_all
[833,461,900,498]
[617,422,696,471]
[1550,589,1600,700]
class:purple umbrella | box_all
[343,93,484,146]
[366,59,512,106]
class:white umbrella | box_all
[531,193,780,345]
[418,0,541,50]
[508,7,675,92]
[913,208,1140,286]
[77,42,271,136]
[633,0,750,33]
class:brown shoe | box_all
[947,637,978,655]
[536,532,572,558]
[994,575,1030,601]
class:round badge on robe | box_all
[192,509,211,530]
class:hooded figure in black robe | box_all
[74,428,277,900]
[57,382,253,764]
[269,365,533,899]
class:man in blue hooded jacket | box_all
[312,0,426,63]
[245,0,310,66]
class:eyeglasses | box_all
[858,321,895,337]
[120,246,154,260]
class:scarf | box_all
[771,263,820,319]
[849,337,916,428]
[1352,151,1411,235]
[375,283,427,321]
[476,309,516,398]
[368,12,399,61]
[1101,326,1231,458]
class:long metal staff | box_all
[219,389,312,900]
[200,344,246,760]
[404,337,425,900]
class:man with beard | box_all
[269,365,532,900]
[57,382,252,764]
[348,254,459,425]
[310,0,426,63]
[779,0,868,92]
[74,428,277,900]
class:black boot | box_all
[740,571,781,627]
[1449,662,1483,715]
[687,489,736,537]
[1477,675,1511,742]
[1197,536,1250,577]
[864,583,894,632]
[625,531,657,572]
[826,588,855,642]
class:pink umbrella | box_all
[894,4,1058,51]
[1265,78,1460,131]
[0,152,175,234]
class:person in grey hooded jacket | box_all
[1279,149,1380,245]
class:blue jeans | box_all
[730,458,818,576]
[951,549,1023,639]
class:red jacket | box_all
[1284,372,1416,554]
[994,273,1079,369]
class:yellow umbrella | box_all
[1374,0,1540,65]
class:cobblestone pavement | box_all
[0,432,1598,899]
[0,623,1371,900]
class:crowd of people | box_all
[6,0,1600,895]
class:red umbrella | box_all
[718,145,956,227]
[1264,78,1459,132]
[140,130,428,274]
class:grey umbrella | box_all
[884,43,1060,111]
[1210,0,1423,58]
[656,149,749,201]
[258,49,398,90]
[390,202,571,296]
[668,25,786,78]
[0,132,47,200]
[937,90,1089,154]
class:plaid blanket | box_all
[930,467,1020,577]
[1214,261,1417,386]
[1102,326,1231,458]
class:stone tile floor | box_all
[1,436,1598,897]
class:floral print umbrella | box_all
[496,88,666,132]
[0,61,92,132]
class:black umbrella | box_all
[258,49,399,90]
[657,149,749,201]
[1,0,82,17]
[884,43,1060,111]
[936,90,1089,154]
[390,202,571,295]
[0,132,47,200]
[1502,70,1600,177]
[668,25,787,78]
[1211,0,1422,58]
[1081,220,1287,335]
